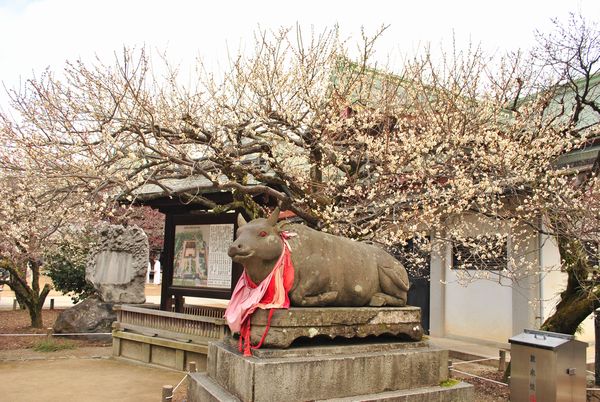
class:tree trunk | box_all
[541,289,599,334]
[28,305,43,328]
[541,234,597,335]
[14,290,27,310]
[2,259,50,328]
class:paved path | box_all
[430,334,596,368]
[0,282,228,310]
[0,281,165,309]
[0,358,185,402]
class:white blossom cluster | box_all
[0,24,598,287]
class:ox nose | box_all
[228,243,243,257]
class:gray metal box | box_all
[509,329,587,402]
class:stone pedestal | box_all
[249,306,423,348]
[188,308,473,402]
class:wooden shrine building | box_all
[131,175,281,312]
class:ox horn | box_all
[237,213,247,227]
[267,207,280,226]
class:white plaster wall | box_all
[539,233,565,320]
[433,213,593,345]
[578,314,595,344]
[442,214,514,343]
[444,269,514,343]
[509,222,542,335]
[428,236,446,337]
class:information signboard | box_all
[172,223,234,289]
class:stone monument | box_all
[188,209,474,401]
[54,224,148,336]
[86,224,148,304]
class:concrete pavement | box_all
[430,335,508,361]
[431,334,596,371]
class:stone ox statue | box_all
[228,208,410,307]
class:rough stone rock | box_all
[86,223,148,304]
[53,296,116,337]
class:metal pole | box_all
[50,299,54,310]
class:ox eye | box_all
[259,231,268,237]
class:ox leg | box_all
[373,263,409,307]
[290,270,336,306]
[369,292,406,307]
[299,291,339,306]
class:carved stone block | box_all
[244,306,424,348]
[86,224,148,304]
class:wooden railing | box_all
[113,304,228,344]
[181,304,226,319]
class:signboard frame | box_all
[160,212,243,310]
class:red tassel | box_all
[237,309,275,357]
[252,309,274,350]
[239,321,253,356]
[243,335,252,357]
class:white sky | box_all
[0,0,598,103]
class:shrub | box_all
[44,238,96,303]
[32,338,76,352]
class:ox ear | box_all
[267,207,280,226]
[237,213,247,228]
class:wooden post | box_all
[175,349,185,371]
[188,361,197,372]
[174,295,184,313]
[13,299,17,310]
[112,337,121,357]
[498,350,507,372]
[50,299,55,310]
[162,385,173,402]
[141,343,151,363]
[46,327,53,341]
[164,295,174,312]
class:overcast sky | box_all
[0,0,598,103]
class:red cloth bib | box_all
[224,231,295,356]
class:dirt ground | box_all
[1,358,187,402]
[449,358,510,401]
[0,309,187,402]
[0,306,514,401]
[0,309,110,350]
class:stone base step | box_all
[189,372,240,402]
[317,382,474,402]
[208,341,449,401]
[188,372,474,402]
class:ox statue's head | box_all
[228,208,282,283]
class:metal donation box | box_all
[509,329,587,402]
